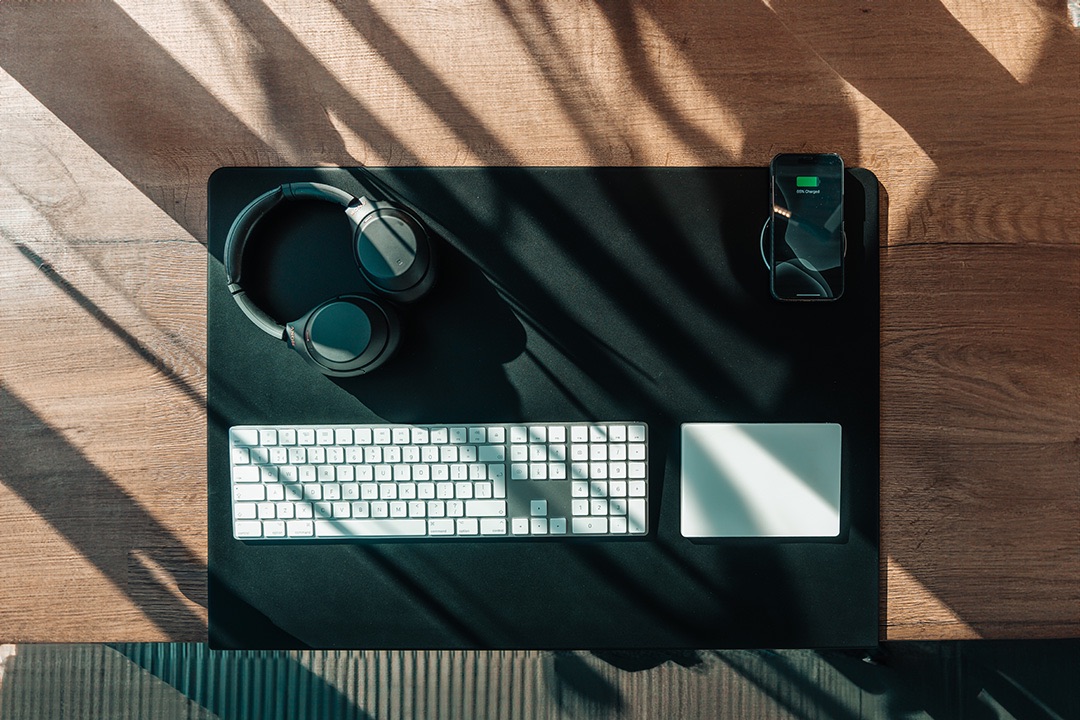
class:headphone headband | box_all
[223,182,362,338]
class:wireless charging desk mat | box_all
[207,166,880,650]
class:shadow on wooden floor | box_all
[1,641,1076,719]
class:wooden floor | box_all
[0,0,1077,644]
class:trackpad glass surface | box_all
[680,423,842,538]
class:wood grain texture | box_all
[0,0,1077,643]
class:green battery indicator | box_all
[796,176,820,187]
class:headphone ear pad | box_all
[353,202,436,303]
[285,295,401,377]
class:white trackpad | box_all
[680,423,842,538]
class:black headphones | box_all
[223,181,436,376]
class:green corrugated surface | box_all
[1,643,1077,720]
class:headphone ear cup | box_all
[353,202,437,303]
[285,295,401,377]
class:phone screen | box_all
[770,153,845,300]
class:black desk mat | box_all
[207,167,880,650]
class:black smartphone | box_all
[769,153,845,301]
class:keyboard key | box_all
[234,485,265,502]
[428,519,454,535]
[628,425,646,442]
[549,517,567,534]
[531,500,547,516]
[234,521,262,538]
[231,428,260,446]
[530,518,548,535]
[479,445,505,462]
[234,503,257,519]
[457,518,479,535]
[480,518,507,535]
[573,517,608,534]
[465,500,506,517]
[628,499,647,534]
[264,521,285,538]
[316,519,427,537]
[287,520,314,537]
[233,466,259,483]
[511,518,529,535]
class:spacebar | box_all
[314,519,427,537]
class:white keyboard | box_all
[228,422,649,540]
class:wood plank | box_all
[881,243,1080,638]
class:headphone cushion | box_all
[287,295,401,377]
[354,206,436,303]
